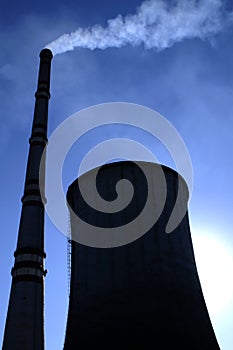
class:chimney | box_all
[2,49,53,350]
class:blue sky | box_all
[0,0,233,349]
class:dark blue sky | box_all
[0,1,233,349]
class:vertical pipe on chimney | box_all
[2,49,53,350]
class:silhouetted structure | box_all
[64,161,220,349]
[2,49,220,350]
[2,49,52,350]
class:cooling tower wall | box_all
[64,161,219,349]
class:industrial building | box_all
[2,49,220,349]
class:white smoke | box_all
[46,0,228,55]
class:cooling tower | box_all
[64,161,220,349]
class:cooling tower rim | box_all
[67,161,189,196]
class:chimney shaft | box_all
[2,49,53,350]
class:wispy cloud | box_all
[46,0,230,55]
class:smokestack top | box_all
[40,48,53,59]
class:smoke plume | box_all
[46,0,228,55]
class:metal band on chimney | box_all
[11,253,47,283]
[21,194,44,205]
[29,135,48,145]
[12,267,45,278]
[15,253,44,264]
[35,91,51,99]
[11,267,46,284]
[23,183,40,192]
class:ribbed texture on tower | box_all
[2,49,52,350]
[64,161,220,349]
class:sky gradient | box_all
[1,1,233,349]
